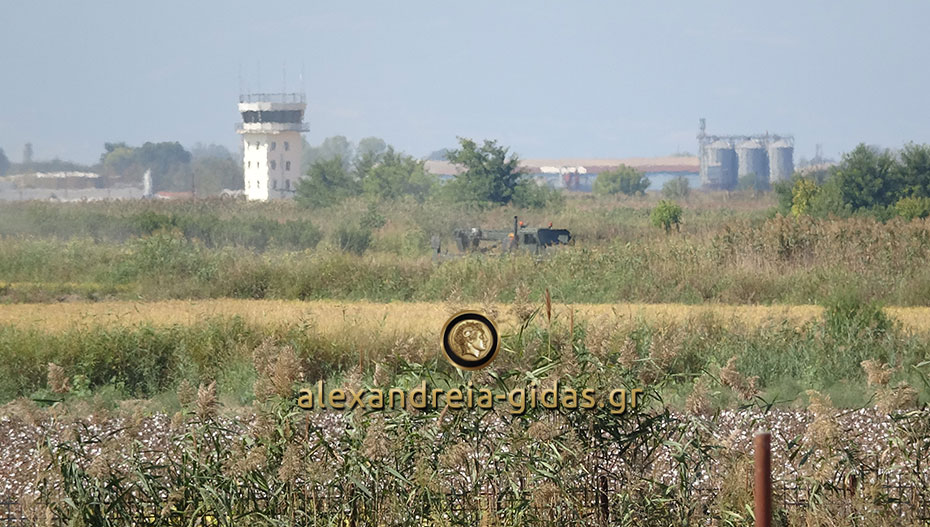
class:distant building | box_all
[236,93,308,201]
[6,171,104,189]
[424,156,699,192]
[697,118,794,190]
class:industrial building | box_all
[697,119,793,190]
[237,93,308,201]
[425,156,699,192]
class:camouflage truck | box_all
[451,216,571,256]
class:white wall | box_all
[242,131,303,201]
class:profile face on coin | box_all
[441,311,500,370]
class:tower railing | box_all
[236,122,309,133]
[238,93,306,104]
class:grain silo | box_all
[767,139,794,183]
[703,140,738,190]
[737,139,769,188]
[696,119,793,191]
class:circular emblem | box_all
[440,311,500,370]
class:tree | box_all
[189,144,240,194]
[191,156,242,194]
[790,178,821,216]
[100,142,129,164]
[773,177,795,215]
[191,143,235,161]
[832,144,899,211]
[661,176,690,199]
[426,148,450,161]
[361,147,436,201]
[651,200,682,233]
[304,136,354,170]
[353,137,387,179]
[898,143,930,199]
[135,142,192,191]
[593,165,650,196]
[352,137,388,178]
[807,177,850,218]
[0,148,9,176]
[295,157,359,208]
[356,137,387,159]
[102,145,138,178]
[895,196,930,220]
[444,138,526,205]
[100,141,192,190]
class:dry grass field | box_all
[2,299,930,334]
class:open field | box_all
[2,197,930,525]
[4,197,930,306]
[4,298,930,335]
[3,302,929,524]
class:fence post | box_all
[754,432,772,527]
[598,474,609,526]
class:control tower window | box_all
[241,110,302,123]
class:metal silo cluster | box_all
[767,139,795,184]
[697,119,793,190]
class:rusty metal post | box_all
[598,474,609,526]
[754,432,772,527]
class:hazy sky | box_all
[2,1,929,164]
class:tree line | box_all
[0,142,242,195]
[295,136,561,209]
[776,143,930,220]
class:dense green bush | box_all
[332,224,373,255]
[788,142,930,218]
[650,200,682,233]
[895,196,930,220]
[593,164,650,196]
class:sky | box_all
[2,1,929,165]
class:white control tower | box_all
[237,93,308,201]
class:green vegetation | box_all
[661,175,690,199]
[361,147,436,201]
[780,142,930,220]
[4,298,928,407]
[5,138,930,525]
[296,140,437,208]
[895,195,930,220]
[443,137,558,208]
[592,164,649,196]
[101,141,192,190]
[650,199,682,233]
[13,301,930,525]
[6,197,930,305]
[789,177,820,216]
[296,136,558,209]
[737,172,764,192]
[296,157,359,208]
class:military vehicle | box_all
[450,216,571,256]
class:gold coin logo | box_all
[440,311,500,370]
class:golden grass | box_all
[1,299,929,335]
